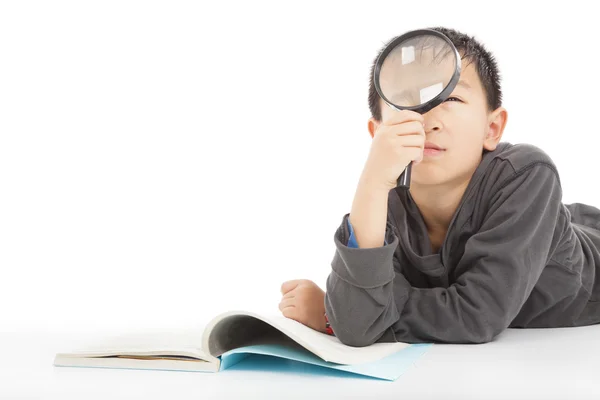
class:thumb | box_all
[281,279,302,295]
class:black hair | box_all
[368,27,502,121]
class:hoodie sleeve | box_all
[346,218,387,248]
[325,162,563,346]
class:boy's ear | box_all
[368,117,379,139]
[483,106,508,152]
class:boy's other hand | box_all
[279,279,327,333]
[364,109,425,190]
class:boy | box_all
[278,27,600,345]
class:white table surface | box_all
[2,324,599,400]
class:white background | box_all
[1,0,599,339]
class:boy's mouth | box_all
[424,141,444,151]
[423,142,445,157]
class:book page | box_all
[56,328,211,362]
[54,353,219,373]
[202,310,410,365]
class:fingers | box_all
[282,291,295,300]
[392,120,426,137]
[280,305,298,320]
[381,109,424,127]
[278,297,295,312]
[396,131,426,148]
[374,119,425,141]
[410,147,424,164]
[280,279,303,295]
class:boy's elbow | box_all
[324,298,381,347]
[333,328,377,348]
[463,322,504,344]
[468,332,494,344]
[327,312,389,347]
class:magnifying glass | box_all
[373,29,461,189]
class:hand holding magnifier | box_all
[373,29,461,188]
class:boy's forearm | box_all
[349,175,392,248]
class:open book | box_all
[53,310,432,381]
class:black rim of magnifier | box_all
[373,29,461,189]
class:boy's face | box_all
[371,58,507,187]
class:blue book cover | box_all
[220,342,432,381]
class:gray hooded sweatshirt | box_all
[324,141,600,346]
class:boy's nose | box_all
[424,119,442,133]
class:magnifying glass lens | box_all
[379,35,457,109]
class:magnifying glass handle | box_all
[397,161,412,188]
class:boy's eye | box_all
[444,97,462,103]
